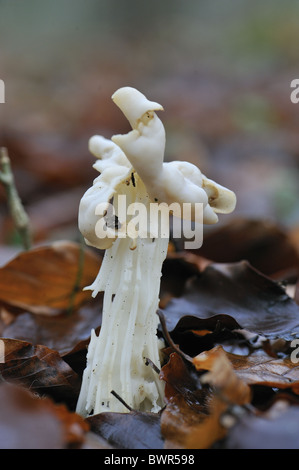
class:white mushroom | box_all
[76,87,236,417]
[112,87,236,223]
[78,136,132,250]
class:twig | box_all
[157,309,193,363]
[145,357,161,375]
[110,390,133,412]
[0,147,32,250]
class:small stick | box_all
[157,309,193,363]
[145,357,160,375]
[110,390,133,412]
[0,147,32,250]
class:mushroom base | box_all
[76,230,168,416]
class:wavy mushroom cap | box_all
[202,176,237,215]
[112,87,164,129]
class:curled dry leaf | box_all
[51,399,90,448]
[183,346,251,449]
[224,349,299,394]
[159,352,210,449]
[163,260,299,342]
[160,352,205,409]
[160,347,252,449]
[0,241,101,315]
[0,338,81,409]
[193,345,252,406]
[0,297,102,358]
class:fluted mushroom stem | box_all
[76,180,168,416]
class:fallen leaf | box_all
[160,352,206,409]
[159,353,210,449]
[0,241,101,315]
[0,338,81,408]
[179,346,251,449]
[160,252,208,301]
[163,260,299,342]
[159,345,253,449]
[197,218,299,277]
[225,349,299,394]
[87,411,164,449]
[193,346,252,406]
[0,297,102,357]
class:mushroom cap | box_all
[112,87,164,129]
[202,176,237,215]
[89,135,131,171]
[79,86,237,251]
[78,136,132,250]
[111,87,236,225]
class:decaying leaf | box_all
[196,218,299,277]
[159,352,210,449]
[159,352,205,408]
[0,241,101,315]
[163,260,299,342]
[87,411,164,449]
[160,347,252,449]
[193,346,252,405]
[225,349,299,394]
[183,347,251,449]
[0,338,81,408]
[0,382,89,449]
[159,251,209,307]
[0,219,298,448]
[0,297,102,357]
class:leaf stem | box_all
[0,147,32,250]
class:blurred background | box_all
[0,0,299,264]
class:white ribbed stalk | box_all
[76,178,168,416]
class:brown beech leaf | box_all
[224,349,299,394]
[160,347,252,449]
[0,382,89,449]
[160,251,208,308]
[87,411,164,449]
[159,352,206,409]
[160,392,209,449]
[197,218,299,277]
[0,241,101,315]
[163,260,299,342]
[0,338,81,408]
[176,346,251,449]
[164,314,242,358]
[0,297,102,358]
[159,353,210,449]
[192,346,252,406]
